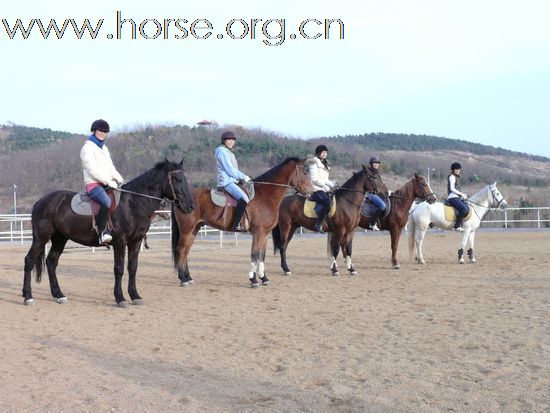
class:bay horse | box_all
[408,183,508,264]
[22,160,194,307]
[272,165,376,277]
[355,174,436,269]
[171,157,313,288]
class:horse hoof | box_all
[261,279,271,286]
[250,282,260,288]
[283,271,292,276]
[181,282,190,287]
[349,270,359,276]
[332,272,340,277]
[393,265,401,270]
[24,299,35,306]
[117,301,129,308]
[55,297,69,304]
[188,279,195,284]
[132,299,145,305]
[470,259,477,264]
[459,260,465,264]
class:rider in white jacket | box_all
[80,119,124,244]
[306,145,338,233]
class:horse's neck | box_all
[122,182,163,213]
[338,175,368,202]
[392,182,415,216]
[470,188,491,218]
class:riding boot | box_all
[313,208,328,234]
[231,199,248,232]
[367,209,382,231]
[454,214,464,231]
[96,205,112,244]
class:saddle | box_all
[70,190,121,216]
[360,195,391,219]
[443,201,473,222]
[210,181,255,207]
[304,196,337,219]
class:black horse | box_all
[22,160,194,307]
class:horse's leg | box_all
[254,232,271,286]
[328,233,340,276]
[415,227,427,265]
[457,229,470,264]
[343,236,359,276]
[389,227,401,269]
[126,240,143,304]
[112,242,128,307]
[280,224,299,276]
[467,230,477,263]
[178,233,197,286]
[46,233,69,303]
[248,232,264,288]
[22,239,48,305]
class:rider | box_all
[365,156,389,231]
[307,144,338,233]
[80,119,124,244]
[447,162,468,232]
[215,131,252,232]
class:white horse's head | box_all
[488,182,508,209]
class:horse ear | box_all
[164,157,170,164]
[178,159,184,168]
[362,164,368,171]
[414,173,419,179]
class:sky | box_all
[1,0,549,157]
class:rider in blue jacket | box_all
[215,131,251,231]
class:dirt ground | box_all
[1,230,549,412]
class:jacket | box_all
[367,166,389,195]
[215,145,247,187]
[80,139,123,188]
[306,156,336,192]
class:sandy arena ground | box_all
[0,230,549,412]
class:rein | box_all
[111,169,183,206]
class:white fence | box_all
[2,207,549,245]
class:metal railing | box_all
[2,207,549,246]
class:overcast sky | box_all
[1,0,549,157]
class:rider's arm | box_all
[216,148,247,181]
[449,175,465,197]
[80,143,113,185]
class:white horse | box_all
[408,183,508,264]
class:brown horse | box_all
[272,165,376,277]
[171,157,313,288]
[355,174,436,269]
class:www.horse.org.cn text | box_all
[1,11,345,46]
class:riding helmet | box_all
[315,144,328,156]
[221,131,236,143]
[451,162,462,170]
[90,119,110,132]
[369,156,381,164]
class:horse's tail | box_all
[408,214,416,258]
[171,205,181,268]
[35,246,46,283]
[272,225,282,255]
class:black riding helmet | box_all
[451,162,462,171]
[90,119,110,133]
[315,144,328,156]
[369,156,381,164]
[221,131,236,143]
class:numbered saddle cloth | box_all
[303,196,337,219]
[70,190,121,216]
[443,203,473,222]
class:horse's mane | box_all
[254,157,300,182]
[469,184,492,203]
[335,168,368,195]
[392,175,425,199]
[123,161,174,190]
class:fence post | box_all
[537,209,541,229]
[504,210,508,229]
[20,219,24,245]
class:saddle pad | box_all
[304,198,336,219]
[360,197,391,218]
[444,204,473,222]
[210,181,255,207]
[70,190,120,216]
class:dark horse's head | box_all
[158,159,194,213]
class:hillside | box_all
[1,123,549,213]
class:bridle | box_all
[254,163,311,195]
[113,169,184,206]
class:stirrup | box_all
[100,231,112,244]
[453,227,464,232]
[371,223,380,231]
